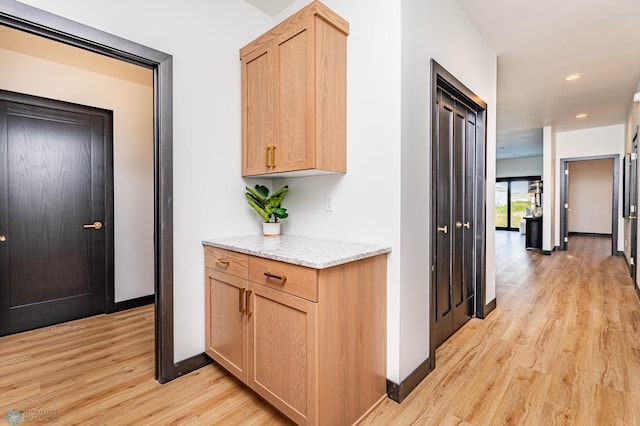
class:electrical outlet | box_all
[324,193,335,212]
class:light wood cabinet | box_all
[204,246,387,425]
[240,1,349,177]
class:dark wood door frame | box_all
[0,0,207,383]
[559,155,620,256]
[430,60,487,371]
[630,128,638,282]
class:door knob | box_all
[83,221,103,230]
[0,235,5,242]
[437,225,448,234]
[455,221,463,228]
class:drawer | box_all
[205,247,248,279]
[249,256,318,302]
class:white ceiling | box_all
[246,0,640,160]
[456,0,640,159]
[244,0,294,17]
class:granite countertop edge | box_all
[202,235,392,269]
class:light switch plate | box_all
[324,194,335,212]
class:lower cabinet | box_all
[204,246,386,426]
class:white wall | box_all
[543,126,555,251]
[554,124,625,250]
[568,160,614,234]
[497,156,543,178]
[0,46,154,303]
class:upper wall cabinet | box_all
[240,1,349,177]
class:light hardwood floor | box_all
[1,232,639,425]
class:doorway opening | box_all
[495,176,542,231]
[559,155,620,257]
[429,60,487,370]
[0,0,195,383]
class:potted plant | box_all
[245,184,289,236]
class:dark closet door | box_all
[0,92,112,335]
[434,88,475,348]
[434,89,454,348]
[452,108,475,331]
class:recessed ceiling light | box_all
[565,73,584,81]
[576,113,588,119]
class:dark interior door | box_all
[0,91,112,335]
[434,88,475,348]
[452,108,475,331]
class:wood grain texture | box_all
[205,269,248,382]
[362,232,640,425]
[249,256,318,301]
[318,254,387,425]
[205,246,248,278]
[240,0,347,177]
[3,234,638,424]
[1,94,112,335]
[249,282,317,425]
[239,1,349,59]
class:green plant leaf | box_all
[247,199,271,222]
[272,207,288,219]
[254,184,269,198]
[245,192,263,207]
[268,185,289,207]
[245,186,267,205]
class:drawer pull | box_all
[215,259,230,266]
[264,272,287,282]
[239,288,246,313]
[246,290,252,317]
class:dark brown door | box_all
[434,87,475,348]
[0,91,113,335]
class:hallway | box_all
[364,232,640,424]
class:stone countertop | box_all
[202,234,391,269]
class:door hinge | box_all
[632,205,636,213]
[565,203,569,209]
[632,153,638,161]
[564,236,569,243]
[631,258,635,266]
[564,169,569,175]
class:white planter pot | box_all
[262,222,281,236]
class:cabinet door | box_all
[242,46,274,176]
[247,282,317,425]
[205,269,248,382]
[273,25,315,173]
